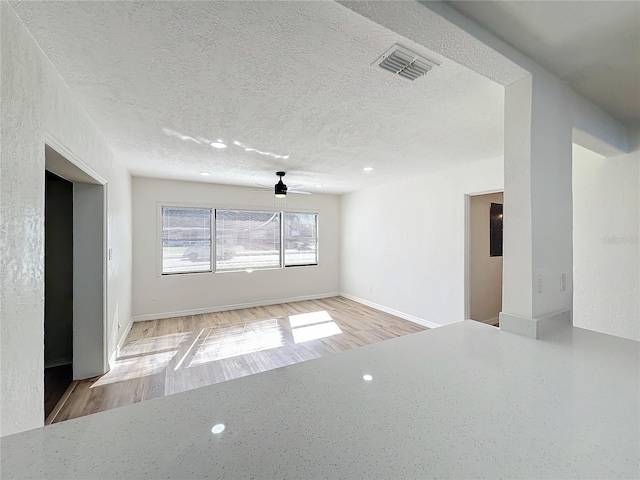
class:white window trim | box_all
[158,205,214,276]
[214,208,283,273]
[283,211,319,268]
[157,202,320,277]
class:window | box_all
[284,212,318,266]
[215,210,281,271]
[162,207,212,274]
[161,207,318,274]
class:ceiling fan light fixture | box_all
[274,171,288,197]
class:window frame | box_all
[157,203,320,276]
[283,211,319,268]
[159,205,214,276]
[214,208,284,273]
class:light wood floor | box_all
[50,296,427,424]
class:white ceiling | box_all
[11,1,504,194]
[448,0,640,123]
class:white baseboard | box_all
[131,292,442,330]
[500,309,570,339]
[339,293,442,329]
[132,292,341,322]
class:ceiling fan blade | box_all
[289,190,312,195]
[255,183,271,188]
[289,184,305,190]
[248,189,270,192]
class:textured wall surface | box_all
[132,178,340,319]
[573,143,640,340]
[341,157,503,326]
[0,5,132,436]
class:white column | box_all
[501,72,574,338]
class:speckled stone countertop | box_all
[2,321,638,479]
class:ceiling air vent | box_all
[375,45,439,82]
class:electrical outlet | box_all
[560,273,566,292]
[108,248,113,261]
[537,274,543,294]
[369,285,373,293]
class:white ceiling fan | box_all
[249,171,312,197]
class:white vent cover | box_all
[374,45,439,82]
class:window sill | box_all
[159,264,320,276]
[160,270,213,277]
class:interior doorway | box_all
[44,142,108,422]
[465,191,504,327]
[44,171,74,419]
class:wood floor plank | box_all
[52,296,428,424]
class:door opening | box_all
[465,192,504,327]
[44,171,74,419]
[44,143,108,422]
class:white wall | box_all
[469,192,503,322]
[340,0,629,338]
[572,143,640,340]
[0,5,132,436]
[132,178,340,320]
[106,161,133,353]
[340,157,503,327]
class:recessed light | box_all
[211,142,227,149]
[315,184,323,188]
[363,167,374,172]
[363,374,373,381]
[199,172,211,176]
[211,423,225,434]
[245,269,254,273]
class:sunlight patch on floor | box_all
[92,351,177,387]
[119,332,189,358]
[288,310,333,328]
[291,321,342,343]
[188,319,285,366]
[289,310,342,343]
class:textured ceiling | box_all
[11,1,504,194]
[448,0,640,123]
